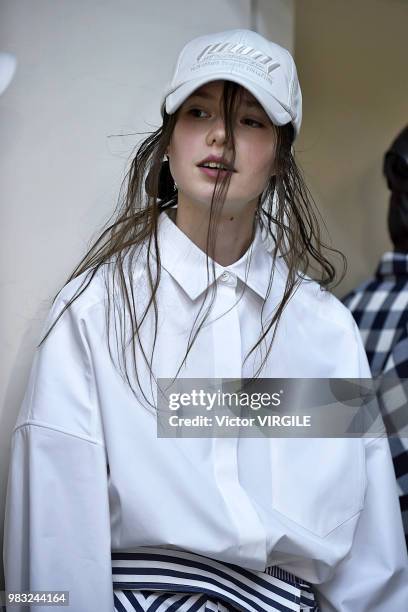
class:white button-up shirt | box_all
[4,210,408,611]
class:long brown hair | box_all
[39,80,346,408]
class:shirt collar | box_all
[375,251,408,279]
[156,209,274,301]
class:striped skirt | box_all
[112,547,319,611]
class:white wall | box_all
[252,0,294,49]
[0,0,295,589]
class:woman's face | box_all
[166,80,277,216]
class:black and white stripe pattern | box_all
[343,251,408,549]
[112,547,319,611]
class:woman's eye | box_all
[188,108,208,118]
[242,118,264,128]
[186,109,263,128]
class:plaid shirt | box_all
[343,251,408,548]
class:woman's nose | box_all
[206,116,227,146]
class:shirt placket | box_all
[210,270,267,570]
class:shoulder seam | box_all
[56,267,109,321]
[13,420,106,448]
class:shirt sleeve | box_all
[3,289,115,612]
[315,318,408,611]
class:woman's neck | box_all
[171,201,257,267]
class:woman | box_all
[3,29,408,611]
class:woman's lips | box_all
[197,166,235,178]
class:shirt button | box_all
[219,271,237,287]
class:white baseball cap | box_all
[160,29,302,138]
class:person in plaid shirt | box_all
[343,125,408,550]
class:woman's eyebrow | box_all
[189,91,263,110]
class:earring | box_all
[164,153,177,191]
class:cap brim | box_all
[161,73,298,136]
